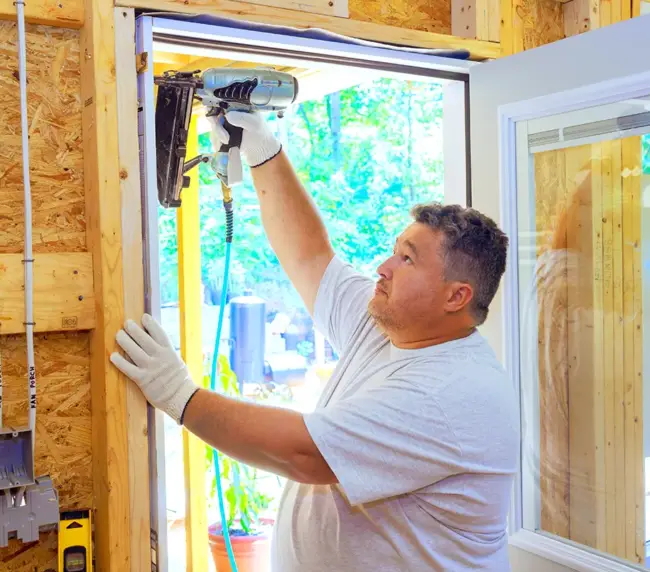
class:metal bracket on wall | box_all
[0,476,59,547]
[136,52,149,74]
[0,429,59,547]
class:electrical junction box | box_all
[0,427,35,490]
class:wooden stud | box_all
[0,0,83,28]
[452,0,500,42]
[501,0,564,53]
[80,0,131,567]
[610,140,626,557]
[500,0,514,54]
[621,0,632,19]
[177,116,209,572]
[566,145,601,549]
[115,7,153,572]
[246,0,348,17]
[599,141,617,555]
[534,148,570,538]
[563,0,591,37]
[452,0,477,39]
[485,0,501,41]
[0,252,94,335]
[623,136,644,564]
[120,0,501,60]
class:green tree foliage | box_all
[157,77,445,313]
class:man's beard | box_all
[367,298,405,333]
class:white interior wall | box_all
[470,14,650,572]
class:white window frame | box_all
[136,16,479,571]
[500,67,650,572]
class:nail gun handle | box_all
[218,115,244,154]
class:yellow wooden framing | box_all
[115,7,153,571]
[81,0,132,567]
[177,116,210,571]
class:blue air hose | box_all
[209,199,238,572]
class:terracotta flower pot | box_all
[208,521,273,572]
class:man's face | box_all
[368,223,472,341]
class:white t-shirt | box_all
[270,256,520,571]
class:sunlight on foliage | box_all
[157,77,445,312]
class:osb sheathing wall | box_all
[349,0,451,33]
[0,22,92,570]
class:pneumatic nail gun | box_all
[154,68,299,208]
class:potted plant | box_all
[206,354,274,572]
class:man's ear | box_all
[444,282,474,313]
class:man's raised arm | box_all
[211,111,334,315]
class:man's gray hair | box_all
[410,203,508,325]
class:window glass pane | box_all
[154,65,448,571]
[518,119,650,566]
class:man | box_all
[111,111,519,571]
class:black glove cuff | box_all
[250,144,283,169]
[179,387,202,425]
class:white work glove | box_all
[208,111,282,168]
[110,313,200,425]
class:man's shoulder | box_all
[392,334,515,414]
[392,331,505,376]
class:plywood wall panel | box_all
[0,531,58,571]
[0,21,84,255]
[0,332,92,568]
[518,0,565,50]
[0,20,91,570]
[349,0,452,34]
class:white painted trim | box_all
[138,17,163,320]
[509,529,647,572]
[499,68,650,124]
[498,101,524,537]
[496,42,650,571]
[136,15,169,572]
[443,81,468,206]
[526,96,650,137]
[513,120,542,533]
[150,17,477,77]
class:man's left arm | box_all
[110,313,336,486]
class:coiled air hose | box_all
[209,185,238,571]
